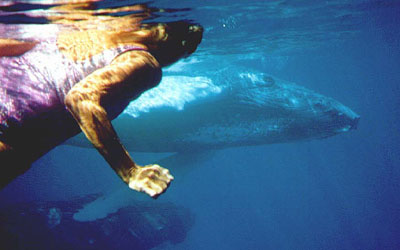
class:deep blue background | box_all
[1,1,400,249]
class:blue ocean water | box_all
[0,0,400,249]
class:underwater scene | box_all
[0,0,399,249]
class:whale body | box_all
[66,67,359,152]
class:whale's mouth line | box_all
[336,125,352,133]
[333,114,360,133]
[351,116,360,130]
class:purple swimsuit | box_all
[0,38,144,143]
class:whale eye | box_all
[263,76,275,87]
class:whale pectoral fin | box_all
[73,187,136,222]
[0,38,37,57]
[73,150,215,221]
[65,50,172,198]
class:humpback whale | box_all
[67,67,360,152]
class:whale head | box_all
[227,72,360,144]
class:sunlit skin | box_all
[0,3,203,198]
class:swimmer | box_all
[0,4,203,198]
